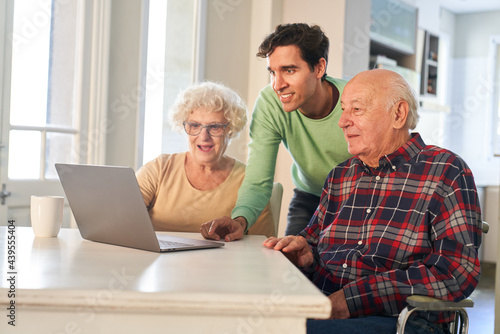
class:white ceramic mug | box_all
[30,196,64,237]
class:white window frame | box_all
[0,0,112,227]
[77,0,112,165]
[1,0,112,171]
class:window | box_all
[6,0,202,178]
[142,0,204,165]
[8,0,81,180]
[1,0,111,227]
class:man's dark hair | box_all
[257,23,329,81]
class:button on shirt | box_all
[300,133,482,320]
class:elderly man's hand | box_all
[327,290,350,319]
[200,216,247,242]
[263,236,314,267]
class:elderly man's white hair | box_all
[384,73,419,130]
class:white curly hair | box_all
[168,81,248,138]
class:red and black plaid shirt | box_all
[301,133,482,320]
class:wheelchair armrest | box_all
[406,295,474,311]
[482,221,489,234]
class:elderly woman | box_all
[136,82,274,236]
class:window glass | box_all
[9,0,51,127]
[46,0,79,129]
[9,0,80,180]
[45,132,75,179]
[8,130,41,180]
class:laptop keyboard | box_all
[158,239,192,248]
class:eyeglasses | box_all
[182,122,229,137]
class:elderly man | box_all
[264,69,482,334]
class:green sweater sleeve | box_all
[232,77,352,228]
[231,86,282,228]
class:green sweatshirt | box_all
[231,76,352,228]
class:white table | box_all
[0,226,330,333]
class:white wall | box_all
[449,12,500,334]
[447,11,500,187]
[106,0,147,168]
[413,0,440,35]
[342,0,371,80]
[282,0,346,78]
[407,3,500,189]
[410,5,500,187]
[454,11,500,57]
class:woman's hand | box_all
[200,216,247,242]
[263,236,314,268]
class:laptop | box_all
[55,163,224,253]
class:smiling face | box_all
[267,45,325,115]
[185,107,229,167]
[339,70,410,167]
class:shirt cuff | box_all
[343,280,377,317]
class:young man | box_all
[264,69,482,334]
[201,23,351,241]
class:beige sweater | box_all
[136,152,274,237]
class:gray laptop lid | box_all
[55,163,224,252]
